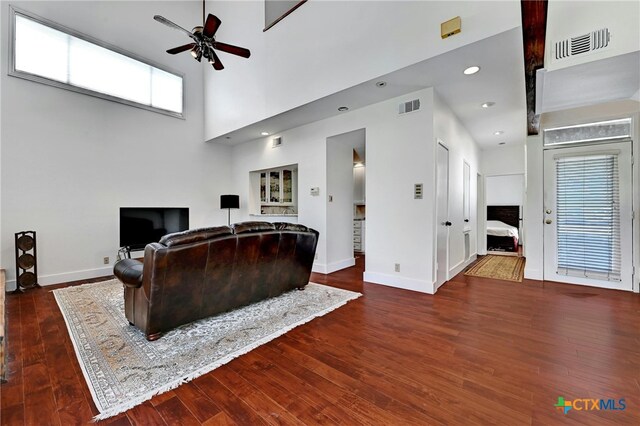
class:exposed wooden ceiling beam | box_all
[521,0,548,135]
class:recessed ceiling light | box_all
[481,102,495,108]
[261,132,269,136]
[463,66,480,75]
[375,81,387,87]
[494,130,504,135]
[338,106,349,112]
[498,142,506,145]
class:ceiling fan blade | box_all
[166,43,196,55]
[213,41,251,58]
[211,50,224,70]
[203,14,222,38]
[154,15,195,39]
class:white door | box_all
[436,143,450,287]
[543,142,633,291]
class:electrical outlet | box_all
[103,256,109,265]
[394,263,400,272]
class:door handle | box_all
[445,221,452,226]
[545,219,552,224]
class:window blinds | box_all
[555,154,621,281]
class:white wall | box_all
[326,131,357,273]
[482,144,525,176]
[1,1,232,289]
[205,0,521,140]
[545,1,640,71]
[486,175,524,206]
[230,88,436,291]
[433,93,481,283]
[525,100,640,291]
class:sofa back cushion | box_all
[232,221,276,234]
[159,226,232,247]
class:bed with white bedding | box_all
[487,220,519,239]
[486,205,520,252]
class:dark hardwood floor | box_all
[1,256,639,425]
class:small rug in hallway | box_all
[464,255,525,282]
[53,279,361,420]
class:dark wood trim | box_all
[521,0,548,135]
[263,0,307,32]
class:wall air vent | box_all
[272,136,282,148]
[555,28,610,60]
[399,99,420,115]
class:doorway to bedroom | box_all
[485,174,524,257]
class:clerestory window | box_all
[9,7,184,118]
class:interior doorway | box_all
[484,173,524,256]
[435,142,450,288]
[477,172,485,256]
[325,128,366,274]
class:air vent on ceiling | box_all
[399,99,420,115]
[555,28,610,60]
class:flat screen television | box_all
[120,207,189,251]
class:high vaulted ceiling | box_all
[211,27,527,150]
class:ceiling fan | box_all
[153,1,250,70]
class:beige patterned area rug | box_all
[464,255,526,282]
[53,279,361,420]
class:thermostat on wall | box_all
[310,187,320,196]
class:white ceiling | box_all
[211,27,528,150]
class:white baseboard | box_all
[363,271,434,294]
[313,257,356,275]
[448,254,477,278]
[326,257,355,274]
[312,262,327,274]
[524,267,543,281]
[5,266,113,291]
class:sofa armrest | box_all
[114,259,144,288]
[142,243,166,295]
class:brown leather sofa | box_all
[113,221,319,341]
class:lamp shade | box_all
[220,195,239,210]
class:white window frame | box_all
[8,6,185,119]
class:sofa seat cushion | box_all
[114,259,144,288]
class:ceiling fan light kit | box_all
[154,1,250,71]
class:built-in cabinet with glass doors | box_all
[256,166,297,215]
